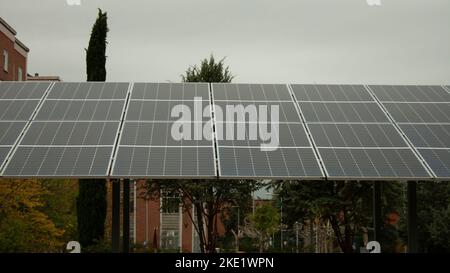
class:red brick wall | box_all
[0,31,27,81]
[135,180,160,249]
[133,181,229,252]
[181,202,193,252]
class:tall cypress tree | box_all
[77,9,109,248]
[86,9,108,82]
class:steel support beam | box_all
[112,180,121,253]
[407,181,418,253]
[123,179,130,253]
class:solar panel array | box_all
[291,84,432,180]
[111,83,216,178]
[0,82,51,172]
[369,85,450,180]
[2,82,129,177]
[0,82,448,181]
[212,83,323,179]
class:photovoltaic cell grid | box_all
[291,84,431,180]
[212,83,323,179]
[369,85,450,179]
[111,83,216,178]
[0,82,448,181]
[2,82,129,177]
[0,82,51,173]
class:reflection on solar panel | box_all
[0,82,52,172]
[293,84,432,180]
[111,83,216,178]
[212,83,323,179]
[368,85,450,180]
[2,82,129,177]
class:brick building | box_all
[27,73,61,82]
[131,180,226,253]
[0,17,28,81]
[122,180,272,252]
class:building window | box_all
[161,191,180,214]
[18,67,23,81]
[3,50,8,72]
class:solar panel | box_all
[0,82,51,99]
[5,146,112,177]
[21,122,119,146]
[213,84,293,101]
[0,122,28,145]
[0,82,447,180]
[47,82,129,100]
[218,147,322,178]
[213,83,323,179]
[417,149,450,179]
[308,123,408,148]
[113,147,215,178]
[0,82,52,173]
[369,85,450,102]
[213,101,301,123]
[126,101,210,122]
[35,100,124,121]
[0,100,40,120]
[399,124,450,148]
[2,82,128,177]
[319,148,431,179]
[369,85,450,180]
[216,122,310,147]
[0,147,10,169]
[291,84,374,102]
[292,84,432,180]
[299,102,390,123]
[382,103,450,123]
[111,83,217,178]
[130,82,210,100]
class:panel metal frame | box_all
[108,83,134,177]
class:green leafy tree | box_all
[417,181,450,252]
[41,180,78,246]
[182,55,234,83]
[248,204,280,253]
[144,180,261,253]
[86,9,108,81]
[77,9,109,248]
[0,179,64,252]
[276,180,404,253]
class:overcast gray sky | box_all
[1,0,449,84]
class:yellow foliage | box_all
[0,179,66,252]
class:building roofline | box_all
[0,17,17,35]
[15,38,30,52]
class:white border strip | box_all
[287,84,327,178]
[109,83,134,177]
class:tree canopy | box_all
[182,55,234,83]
